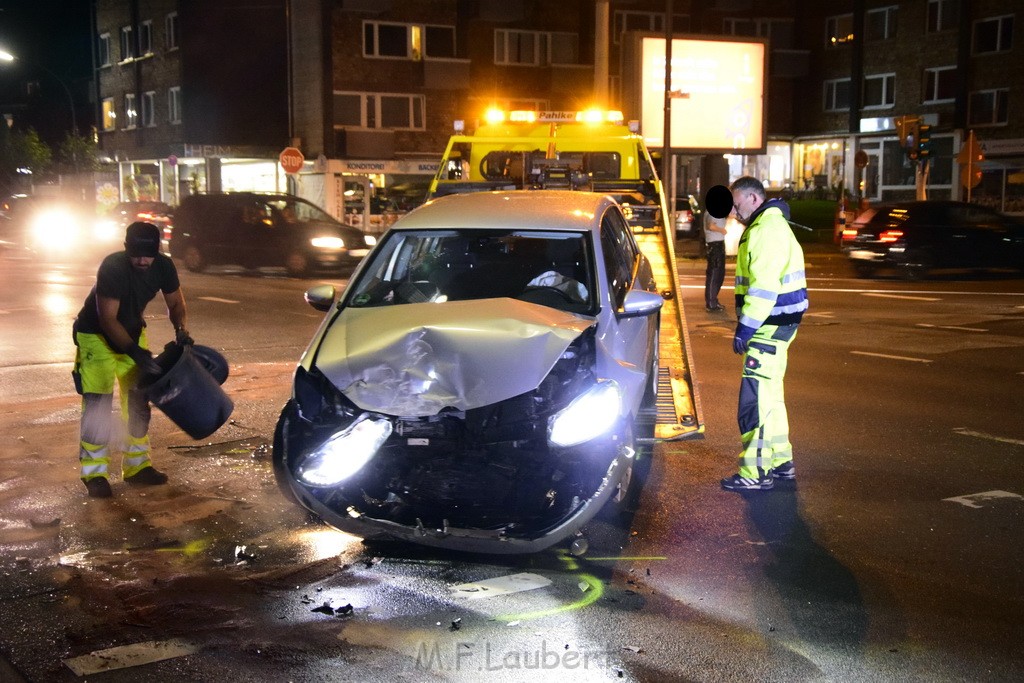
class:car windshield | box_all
[264,198,338,225]
[346,229,594,314]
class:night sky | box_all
[0,0,93,143]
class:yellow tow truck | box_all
[428,109,703,441]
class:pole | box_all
[661,0,673,214]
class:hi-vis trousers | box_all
[736,323,798,479]
[74,329,153,482]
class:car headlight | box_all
[32,210,79,247]
[311,236,345,249]
[548,380,621,448]
[365,234,377,246]
[297,415,392,487]
[93,219,120,242]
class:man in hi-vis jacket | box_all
[720,176,808,492]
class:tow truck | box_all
[427,109,702,441]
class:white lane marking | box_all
[198,296,240,304]
[943,490,1023,509]
[862,292,941,302]
[803,311,834,318]
[851,351,932,363]
[953,427,1024,447]
[916,323,988,332]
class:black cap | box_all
[125,221,161,257]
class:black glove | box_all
[126,343,162,377]
[175,327,194,346]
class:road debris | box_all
[63,638,198,676]
[450,572,552,600]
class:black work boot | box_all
[83,477,113,498]
[124,466,168,486]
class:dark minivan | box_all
[841,200,1024,279]
[170,192,374,276]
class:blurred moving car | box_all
[272,190,664,553]
[0,194,121,260]
[840,200,1024,279]
[169,192,375,276]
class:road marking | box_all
[198,296,240,304]
[851,351,932,363]
[953,427,1024,447]
[943,490,1023,509]
[862,292,941,302]
[916,323,988,332]
[803,310,834,318]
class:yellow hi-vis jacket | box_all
[734,200,808,333]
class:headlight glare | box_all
[365,234,377,246]
[311,236,345,249]
[548,380,621,447]
[298,415,392,487]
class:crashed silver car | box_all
[273,190,663,553]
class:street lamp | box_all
[0,49,77,134]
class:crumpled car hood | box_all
[315,298,595,416]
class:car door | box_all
[962,204,1015,268]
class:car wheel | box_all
[602,424,640,518]
[853,262,876,278]
[183,244,206,272]
[285,251,310,277]
[272,400,301,505]
[900,249,933,281]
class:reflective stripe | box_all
[79,441,110,479]
[745,286,777,301]
[781,270,806,284]
[122,435,152,478]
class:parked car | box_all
[169,192,374,276]
[272,190,664,554]
[109,201,175,253]
[674,194,701,239]
[840,200,1024,279]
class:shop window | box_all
[969,89,1009,126]
[973,15,1013,54]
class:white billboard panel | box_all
[640,36,766,153]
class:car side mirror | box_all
[304,284,336,312]
[619,289,664,318]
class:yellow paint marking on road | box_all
[953,427,1024,447]
[862,292,941,302]
[851,351,932,363]
[198,296,240,304]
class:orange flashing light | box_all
[509,110,537,123]
[483,108,506,124]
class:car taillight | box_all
[879,229,904,243]
[841,228,858,240]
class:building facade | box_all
[91,0,1023,218]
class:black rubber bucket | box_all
[145,344,234,439]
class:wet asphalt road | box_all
[1,246,1023,681]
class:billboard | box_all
[636,35,767,153]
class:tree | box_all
[57,132,100,173]
[0,127,53,188]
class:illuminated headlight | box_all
[365,234,377,246]
[297,415,392,487]
[548,380,621,448]
[31,210,79,247]
[311,236,345,249]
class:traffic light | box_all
[916,124,932,159]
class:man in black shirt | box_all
[73,222,191,498]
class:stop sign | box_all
[279,146,305,174]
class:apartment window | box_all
[101,97,116,131]
[724,18,795,48]
[866,6,898,41]
[826,14,854,45]
[141,91,155,127]
[824,78,851,111]
[923,66,956,103]
[863,73,895,108]
[165,12,179,51]
[120,25,134,61]
[97,33,111,67]
[973,15,1013,54]
[139,20,152,55]
[494,29,579,66]
[927,0,959,33]
[124,93,137,128]
[613,11,689,42]
[168,87,182,124]
[363,21,455,60]
[969,88,1009,125]
[333,91,424,130]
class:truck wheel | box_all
[183,245,206,272]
